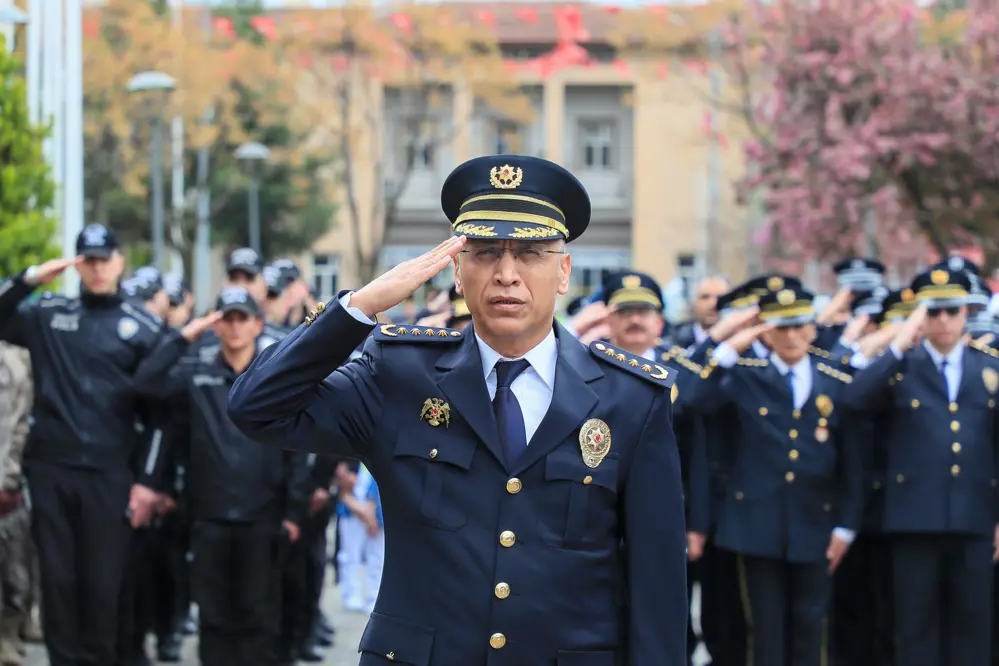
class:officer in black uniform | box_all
[697,285,863,666]
[229,155,689,666]
[843,266,999,666]
[133,286,310,666]
[0,225,181,666]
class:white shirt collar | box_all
[770,352,810,377]
[476,328,558,390]
[694,323,708,344]
[923,340,963,368]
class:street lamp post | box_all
[126,71,176,271]
[235,142,270,254]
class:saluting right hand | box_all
[708,306,761,344]
[726,322,774,354]
[350,236,466,319]
[25,257,82,286]
[891,303,928,352]
[180,311,223,342]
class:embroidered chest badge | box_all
[579,418,612,468]
[814,394,833,443]
[983,368,998,395]
[420,398,451,428]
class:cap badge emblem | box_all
[579,418,612,468]
[777,289,795,306]
[931,270,949,286]
[489,165,523,190]
[767,276,784,291]
[901,288,915,302]
[117,317,139,341]
[622,275,641,290]
[420,398,451,428]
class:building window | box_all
[676,253,701,302]
[404,117,436,170]
[311,254,340,302]
[579,120,615,171]
[494,121,520,154]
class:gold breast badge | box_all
[420,398,451,428]
[983,367,998,395]
[815,394,833,443]
[579,418,612,468]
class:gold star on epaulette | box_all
[817,362,853,384]
[841,354,852,365]
[589,341,678,389]
[970,339,999,359]
[304,300,328,326]
[737,357,770,367]
[374,323,463,343]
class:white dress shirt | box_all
[339,292,557,445]
[921,341,964,402]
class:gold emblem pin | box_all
[489,165,523,190]
[777,289,795,306]
[930,270,949,285]
[767,276,784,291]
[816,394,834,418]
[579,418,612,468]
[420,398,451,428]
[901,288,915,302]
[622,274,642,290]
[983,367,998,395]
[815,426,829,443]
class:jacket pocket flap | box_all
[557,650,617,666]
[358,612,435,666]
[394,434,476,470]
[545,455,618,491]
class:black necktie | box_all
[940,359,949,398]
[493,360,531,465]
[785,370,795,407]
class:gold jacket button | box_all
[489,633,506,649]
[952,442,961,454]
[759,407,768,416]
[506,478,522,494]
[949,402,959,413]
[951,421,961,433]
[789,429,798,440]
[316,300,326,313]
[734,491,745,500]
[911,399,920,409]
[785,472,795,483]
[385,652,395,661]
[429,448,438,459]
[582,476,592,485]
[896,474,905,483]
[952,464,961,476]
[494,582,510,599]
[499,530,516,547]
[789,449,799,461]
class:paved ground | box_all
[25,580,710,665]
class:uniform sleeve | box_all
[132,330,195,400]
[133,402,173,492]
[685,415,711,535]
[0,273,38,348]
[841,351,899,411]
[834,407,865,532]
[227,299,383,460]
[623,391,687,666]
[282,450,313,526]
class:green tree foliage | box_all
[0,36,59,276]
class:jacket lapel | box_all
[956,343,975,402]
[511,324,602,475]
[912,345,949,400]
[435,327,507,470]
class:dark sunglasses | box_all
[927,307,961,318]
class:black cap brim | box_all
[227,265,260,277]
[80,248,114,259]
[219,304,259,317]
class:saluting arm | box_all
[840,351,898,411]
[624,390,687,666]
[228,296,384,459]
[0,272,37,347]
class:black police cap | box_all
[717,286,749,315]
[851,286,890,318]
[880,288,918,324]
[833,257,885,290]
[911,267,972,309]
[76,224,119,258]
[215,286,261,317]
[603,271,663,311]
[758,286,817,327]
[227,247,263,277]
[441,155,590,243]
[744,274,802,298]
[966,311,999,337]
[935,255,981,277]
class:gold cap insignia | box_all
[579,418,612,468]
[930,270,949,286]
[420,398,451,428]
[983,368,998,395]
[489,165,523,190]
[816,394,834,417]
[776,289,795,306]
[622,274,642,290]
[767,276,784,291]
[901,288,914,302]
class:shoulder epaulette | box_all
[970,339,999,359]
[589,341,677,388]
[120,302,162,333]
[667,351,707,377]
[37,292,71,308]
[373,322,463,343]
[659,345,688,362]
[737,357,769,367]
[817,362,852,383]
[808,345,832,359]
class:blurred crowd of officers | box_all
[0,225,363,666]
[6,216,999,666]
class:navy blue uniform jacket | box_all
[227,298,688,666]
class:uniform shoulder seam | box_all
[373,323,464,343]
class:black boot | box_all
[298,637,326,663]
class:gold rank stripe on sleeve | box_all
[737,357,769,367]
[589,341,678,389]
[373,323,464,343]
[816,362,853,383]
[970,339,999,359]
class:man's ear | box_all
[556,253,572,296]
[453,257,463,296]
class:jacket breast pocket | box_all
[538,451,620,551]
[393,433,476,530]
[358,612,435,666]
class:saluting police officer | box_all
[843,267,999,666]
[0,225,173,665]
[133,286,310,666]
[229,155,689,665]
[697,286,863,666]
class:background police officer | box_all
[0,224,176,666]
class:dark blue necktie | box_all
[493,360,531,465]
[940,359,949,398]
[784,370,795,406]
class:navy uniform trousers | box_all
[227,303,690,666]
[843,343,999,666]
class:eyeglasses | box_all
[928,306,961,318]
[458,245,565,267]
